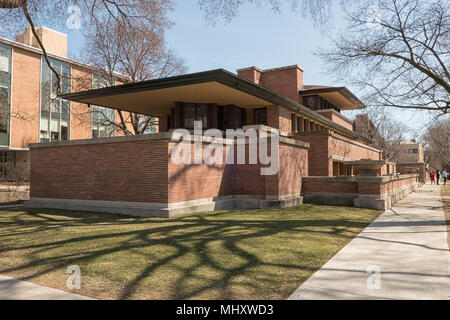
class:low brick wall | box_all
[303,174,419,210]
[0,185,29,202]
[292,131,382,176]
[27,130,309,217]
[397,163,426,182]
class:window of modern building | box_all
[303,96,317,109]
[40,57,71,142]
[91,74,115,138]
[0,43,11,146]
[253,107,267,126]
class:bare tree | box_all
[353,108,408,161]
[0,0,182,136]
[318,0,449,116]
[80,16,186,136]
[422,118,450,169]
[0,0,174,93]
[197,0,337,27]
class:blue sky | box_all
[65,0,433,137]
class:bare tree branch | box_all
[318,0,449,117]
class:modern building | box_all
[0,26,131,181]
[397,140,424,163]
[26,65,419,216]
[396,140,426,182]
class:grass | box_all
[0,205,381,300]
[441,184,450,249]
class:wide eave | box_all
[60,69,369,142]
[299,86,366,110]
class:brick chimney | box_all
[237,65,303,103]
[15,26,68,57]
[236,66,263,85]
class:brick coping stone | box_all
[29,126,310,149]
[303,174,419,183]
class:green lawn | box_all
[0,205,381,300]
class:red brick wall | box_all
[381,177,418,195]
[303,181,358,194]
[304,176,417,197]
[317,110,353,131]
[266,106,292,132]
[31,137,308,205]
[237,67,262,85]
[294,132,381,176]
[167,142,231,203]
[397,163,426,182]
[276,143,309,196]
[293,134,330,176]
[11,47,40,149]
[30,140,169,203]
[258,67,303,103]
[238,66,303,103]
[329,135,381,163]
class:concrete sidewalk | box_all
[0,275,94,300]
[289,185,450,300]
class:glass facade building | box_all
[0,43,12,146]
[91,74,115,138]
[40,57,71,142]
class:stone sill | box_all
[30,126,310,150]
[303,174,418,183]
[316,109,354,126]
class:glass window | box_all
[183,103,208,129]
[197,105,208,129]
[40,57,71,142]
[253,108,267,126]
[91,73,115,138]
[184,104,195,129]
[303,96,317,109]
[0,43,11,146]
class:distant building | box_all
[396,140,426,182]
[0,26,149,181]
[397,140,424,163]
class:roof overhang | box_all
[60,69,369,142]
[299,87,366,110]
[60,69,276,117]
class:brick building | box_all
[27,64,419,215]
[0,26,129,181]
[396,140,427,182]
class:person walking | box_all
[443,169,448,186]
[430,171,436,185]
[436,169,441,185]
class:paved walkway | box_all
[289,185,450,300]
[0,275,94,300]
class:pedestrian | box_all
[430,171,436,184]
[436,169,441,185]
[443,169,448,186]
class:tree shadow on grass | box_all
[0,206,378,299]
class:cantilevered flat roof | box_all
[300,86,366,110]
[60,69,369,142]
